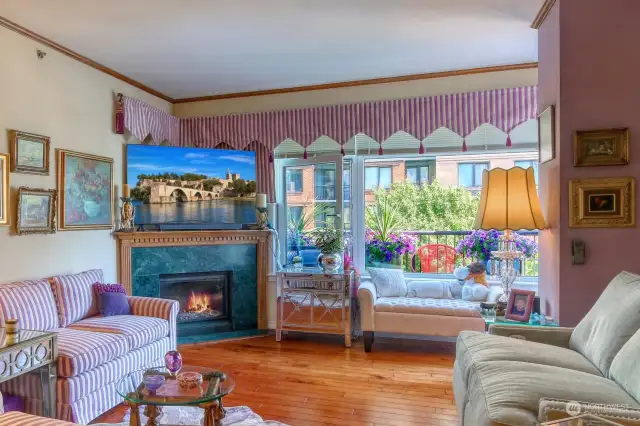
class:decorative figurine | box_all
[455,262,490,301]
[118,184,135,232]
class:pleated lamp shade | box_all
[473,167,546,231]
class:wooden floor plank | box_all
[92,335,458,425]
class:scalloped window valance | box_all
[121,85,537,154]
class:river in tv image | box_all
[133,199,256,225]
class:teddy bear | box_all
[454,262,489,302]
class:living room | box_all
[1,1,640,425]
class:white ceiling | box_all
[0,0,543,99]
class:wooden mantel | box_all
[114,230,271,330]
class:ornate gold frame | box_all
[574,128,629,167]
[569,177,635,228]
[0,154,9,226]
[56,149,114,231]
[16,187,57,235]
[9,130,51,175]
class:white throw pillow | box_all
[368,268,407,297]
[406,281,453,299]
[462,282,490,301]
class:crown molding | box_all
[173,62,539,104]
[531,0,557,29]
[0,16,175,103]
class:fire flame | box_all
[186,291,212,313]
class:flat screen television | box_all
[126,145,256,227]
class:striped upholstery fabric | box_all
[0,411,75,425]
[50,270,103,327]
[129,296,179,350]
[68,315,168,350]
[0,279,59,330]
[55,328,128,377]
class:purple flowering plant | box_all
[456,230,501,262]
[365,229,416,263]
[513,233,538,258]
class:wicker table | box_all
[0,328,58,418]
[276,267,354,347]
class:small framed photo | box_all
[9,130,50,175]
[505,289,535,322]
[569,177,635,228]
[0,153,9,226]
[16,187,57,235]
[538,105,556,164]
[574,128,629,167]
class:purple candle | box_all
[164,351,183,375]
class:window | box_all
[315,166,336,200]
[365,166,392,190]
[406,162,430,185]
[515,160,539,184]
[288,206,303,224]
[458,163,489,187]
[286,169,303,192]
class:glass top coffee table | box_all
[116,365,235,426]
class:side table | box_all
[0,328,58,418]
[276,267,354,347]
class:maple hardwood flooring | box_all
[93,334,459,426]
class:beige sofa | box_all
[454,271,640,426]
[358,276,502,352]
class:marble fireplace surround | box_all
[115,230,270,330]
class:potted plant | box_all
[456,230,501,263]
[365,229,416,269]
[306,227,343,272]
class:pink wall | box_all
[538,0,640,325]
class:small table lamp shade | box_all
[473,167,546,231]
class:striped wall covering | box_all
[0,411,75,425]
[0,279,59,330]
[50,269,103,328]
[128,296,179,350]
[69,315,169,350]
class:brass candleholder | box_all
[119,197,135,232]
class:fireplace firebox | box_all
[159,271,233,337]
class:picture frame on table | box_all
[505,289,535,322]
[574,128,629,167]
[57,149,114,231]
[16,187,56,235]
[0,153,9,226]
[9,130,50,175]
[538,105,556,164]
[569,177,635,228]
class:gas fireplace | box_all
[159,271,233,337]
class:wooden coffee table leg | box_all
[201,401,217,426]
[215,399,226,426]
[143,404,163,426]
[126,400,141,426]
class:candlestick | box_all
[122,184,130,198]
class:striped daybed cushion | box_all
[0,411,76,425]
[69,315,169,350]
[54,328,129,377]
[0,279,59,330]
[50,269,103,327]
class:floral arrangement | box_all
[305,227,343,254]
[513,233,538,258]
[456,230,501,262]
[287,228,314,247]
[365,229,416,263]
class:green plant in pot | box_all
[306,227,343,272]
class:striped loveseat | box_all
[0,269,178,424]
[0,392,77,425]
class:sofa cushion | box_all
[406,280,452,299]
[463,361,639,426]
[456,331,602,381]
[55,328,129,377]
[610,327,640,402]
[50,269,103,327]
[368,268,407,297]
[375,297,481,317]
[570,271,640,375]
[69,315,169,350]
[0,279,59,330]
[0,411,75,425]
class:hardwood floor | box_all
[93,334,459,425]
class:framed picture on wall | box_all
[0,153,9,226]
[57,149,114,231]
[16,187,56,235]
[569,177,636,228]
[538,105,556,164]
[9,130,50,175]
[574,128,629,167]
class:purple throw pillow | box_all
[93,283,130,316]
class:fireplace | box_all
[159,271,233,337]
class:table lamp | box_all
[473,167,546,302]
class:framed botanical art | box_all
[9,130,50,175]
[57,149,114,230]
[16,187,56,235]
[538,105,556,164]
[574,128,629,167]
[569,177,635,228]
[0,153,9,226]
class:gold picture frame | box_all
[574,128,629,167]
[0,153,9,226]
[569,177,635,228]
[9,130,50,175]
[57,149,114,231]
[16,187,57,235]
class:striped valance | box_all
[120,85,537,153]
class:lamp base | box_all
[491,231,523,303]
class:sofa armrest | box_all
[128,296,179,350]
[539,398,640,425]
[357,281,377,332]
[489,324,574,348]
